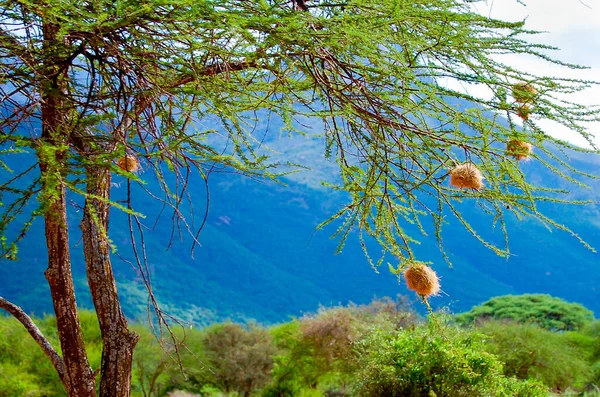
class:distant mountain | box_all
[1,127,599,324]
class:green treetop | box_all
[456,293,595,331]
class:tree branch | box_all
[0,296,67,384]
[170,59,259,88]
[0,27,38,68]
[293,0,309,11]
[103,59,261,145]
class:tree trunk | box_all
[40,21,97,397]
[81,168,139,397]
[42,183,98,396]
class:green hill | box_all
[1,133,599,324]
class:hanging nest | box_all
[512,82,538,104]
[404,264,440,298]
[450,163,484,190]
[516,104,531,120]
[506,139,533,161]
[116,155,140,172]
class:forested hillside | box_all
[1,134,598,323]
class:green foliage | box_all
[477,320,595,391]
[265,297,419,396]
[457,295,600,391]
[264,321,324,397]
[0,311,105,396]
[0,316,62,396]
[580,321,600,387]
[1,0,599,271]
[456,294,595,331]
[158,326,214,395]
[130,324,173,397]
[352,315,547,397]
[0,362,40,397]
[4,297,600,396]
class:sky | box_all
[447,0,600,147]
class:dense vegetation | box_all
[1,295,599,397]
[456,294,596,331]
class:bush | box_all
[456,294,594,331]
[0,315,67,396]
[477,320,593,391]
[351,296,419,332]
[130,324,174,397]
[300,307,357,365]
[264,321,323,397]
[202,323,277,396]
[352,316,548,397]
[265,298,418,397]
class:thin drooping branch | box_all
[0,296,66,382]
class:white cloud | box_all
[481,0,600,32]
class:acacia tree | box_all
[0,0,598,396]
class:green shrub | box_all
[264,321,322,397]
[0,315,64,396]
[0,362,39,397]
[130,324,174,397]
[265,298,418,397]
[478,320,593,391]
[456,294,594,331]
[352,316,547,397]
[174,328,215,393]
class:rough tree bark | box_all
[41,182,98,397]
[81,168,139,397]
[40,22,98,397]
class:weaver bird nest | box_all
[116,155,140,172]
[404,264,440,298]
[450,163,484,190]
[512,82,538,104]
[507,140,533,161]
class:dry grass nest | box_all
[450,163,484,190]
[506,140,533,161]
[404,264,440,298]
[512,82,538,104]
[116,155,140,172]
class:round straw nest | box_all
[404,264,440,298]
[512,82,538,104]
[506,139,533,161]
[516,104,531,121]
[116,155,140,172]
[450,163,484,190]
